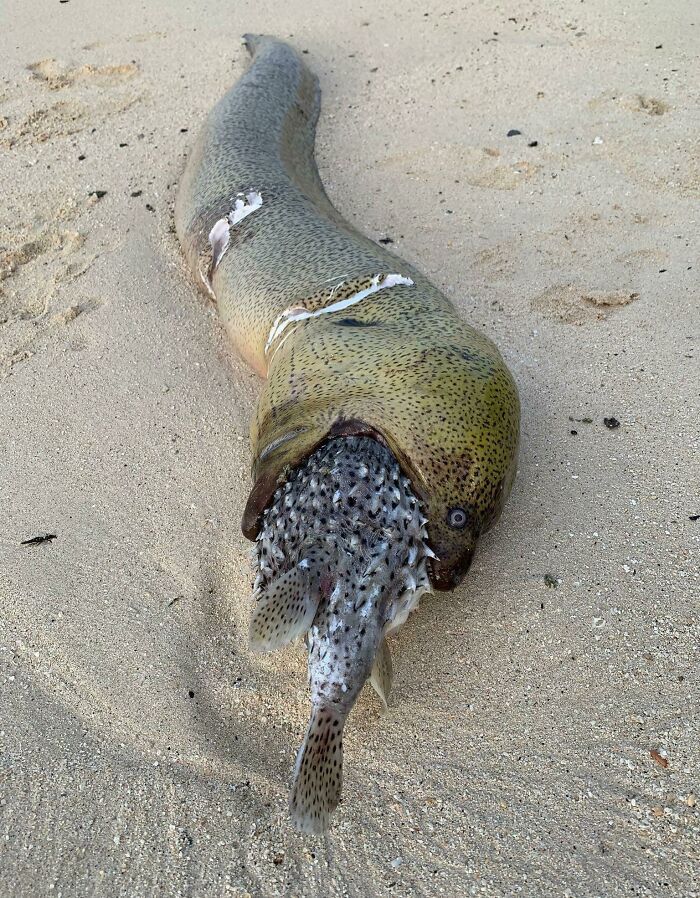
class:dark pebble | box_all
[119,142,128,147]
[689,514,700,522]
[655,44,663,49]
[603,417,621,429]
[570,429,578,435]
[507,129,522,137]
[528,140,538,147]
[145,203,155,212]
[180,127,188,133]
[378,236,394,244]
[20,533,57,546]
[89,190,107,199]
[188,690,195,698]
[77,154,86,161]
[130,189,142,197]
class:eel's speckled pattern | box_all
[175,33,520,590]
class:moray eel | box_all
[175,34,520,832]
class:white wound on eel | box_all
[264,273,414,358]
[207,189,263,281]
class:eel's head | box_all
[395,377,520,592]
[426,510,479,590]
[421,476,507,591]
[243,313,521,595]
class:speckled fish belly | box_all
[175,33,520,590]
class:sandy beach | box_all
[1,0,698,895]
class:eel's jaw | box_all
[428,542,476,591]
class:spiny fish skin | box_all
[252,436,430,833]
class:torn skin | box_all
[264,273,415,359]
[204,189,263,294]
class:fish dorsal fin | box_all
[369,637,393,709]
[249,562,320,653]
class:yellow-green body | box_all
[175,34,520,590]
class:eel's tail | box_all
[175,33,332,271]
[240,34,322,171]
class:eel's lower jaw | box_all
[429,545,476,591]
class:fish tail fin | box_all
[289,705,345,834]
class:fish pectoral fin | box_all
[369,637,393,709]
[249,564,319,653]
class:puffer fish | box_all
[175,34,520,833]
[250,436,430,831]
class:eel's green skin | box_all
[175,34,520,590]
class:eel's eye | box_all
[447,507,468,529]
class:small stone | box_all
[650,748,669,768]
[604,417,621,429]
[506,129,522,137]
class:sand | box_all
[1,0,698,895]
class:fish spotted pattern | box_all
[252,437,430,833]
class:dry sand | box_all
[1,1,698,895]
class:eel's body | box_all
[176,35,520,832]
